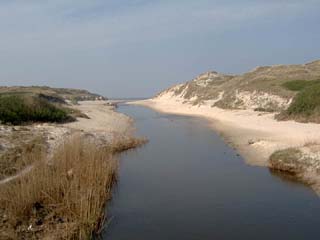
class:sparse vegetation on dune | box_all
[157,60,320,111]
[0,135,146,239]
[158,62,320,123]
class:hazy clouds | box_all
[0,0,319,97]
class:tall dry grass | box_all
[0,135,136,239]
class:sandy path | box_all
[130,98,320,167]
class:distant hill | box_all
[155,60,320,122]
[0,86,106,102]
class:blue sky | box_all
[0,0,319,97]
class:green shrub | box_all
[277,82,320,122]
[282,79,320,91]
[286,83,320,117]
[0,95,71,125]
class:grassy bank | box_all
[0,135,146,239]
[0,94,71,125]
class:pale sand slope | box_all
[65,101,133,137]
[130,98,320,167]
[46,100,134,154]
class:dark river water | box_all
[102,104,320,240]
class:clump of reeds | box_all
[107,135,148,153]
[0,134,145,239]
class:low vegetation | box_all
[0,133,44,180]
[0,86,106,102]
[0,94,72,125]
[0,135,146,239]
[269,144,320,189]
[277,80,320,123]
[282,79,320,92]
[269,148,303,174]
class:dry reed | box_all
[0,134,143,239]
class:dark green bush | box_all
[0,95,70,125]
[286,83,320,117]
[277,82,320,123]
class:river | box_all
[102,104,320,240]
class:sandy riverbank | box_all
[65,101,134,139]
[47,100,135,154]
[0,100,134,185]
[130,98,320,168]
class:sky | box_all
[0,0,319,98]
